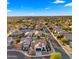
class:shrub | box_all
[61,38,69,45]
[50,52,62,59]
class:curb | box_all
[8,49,50,57]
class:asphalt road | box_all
[7,51,29,59]
[7,50,50,59]
[49,36,71,59]
[45,28,71,59]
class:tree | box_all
[49,27,53,31]
[57,35,64,39]
[45,22,48,26]
[15,39,20,44]
[61,38,69,45]
[50,52,62,59]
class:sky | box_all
[7,0,72,16]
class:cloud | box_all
[7,2,9,5]
[45,7,50,10]
[65,2,72,7]
[7,10,12,13]
[53,0,65,4]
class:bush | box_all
[50,52,62,59]
[61,38,69,45]
[57,35,64,39]
[15,39,20,44]
[49,27,53,30]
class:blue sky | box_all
[7,0,72,16]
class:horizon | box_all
[7,15,72,17]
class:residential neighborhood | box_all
[7,16,72,59]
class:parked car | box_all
[22,43,30,51]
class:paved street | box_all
[7,50,50,59]
[49,36,71,59]
[45,28,71,59]
[7,51,27,59]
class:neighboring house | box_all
[53,26,72,47]
[7,37,13,49]
[11,31,23,37]
[21,37,32,51]
[54,26,72,41]
[19,26,31,33]
[30,38,47,56]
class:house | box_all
[11,30,23,37]
[21,37,32,51]
[29,38,47,55]
[54,26,72,41]
[7,37,13,49]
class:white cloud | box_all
[45,7,50,10]
[53,0,65,4]
[7,10,12,13]
[7,2,9,5]
[65,2,72,7]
